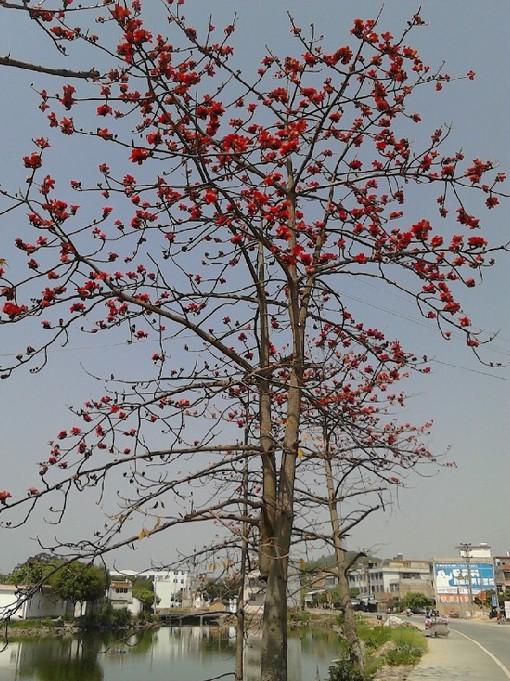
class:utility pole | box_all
[458,542,474,617]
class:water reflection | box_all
[0,638,103,681]
[0,626,342,681]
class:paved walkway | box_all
[408,628,509,681]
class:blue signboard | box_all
[434,562,495,595]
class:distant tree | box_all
[50,562,106,605]
[401,592,432,610]
[8,556,105,606]
[131,576,156,611]
[498,589,510,608]
[9,556,55,586]
[205,575,241,603]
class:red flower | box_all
[3,301,27,319]
[96,104,113,117]
[0,490,12,504]
[130,147,150,164]
[61,84,76,110]
[132,28,152,45]
[467,236,487,249]
[60,117,74,134]
[111,4,131,22]
[204,189,217,204]
[23,153,42,169]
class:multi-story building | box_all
[107,579,143,616]
[348,556,433,604]
[110,569,189,612]
[242,570,301,615]
[433,543,495,612]
[492,555,510,594]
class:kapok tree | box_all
[0,3,506,680]
[294,356,443,671]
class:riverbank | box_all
[6,618,157,639]
[5,612,429,681]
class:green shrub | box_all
[327,656,367,681]
[385,643,423,666]
[110,607,132,628]
[9,618,56,629]
[79,602,132,630]
[289,610,311,625]
[357,621,392,650]
[389,627,427,653]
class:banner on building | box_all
[433,562,495,597]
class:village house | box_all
[107,579,143,617]
[494,555,510,594]
[243,570,301,616]
[109,569,189,613]
[348,556,434,606]
[0,584,73,620]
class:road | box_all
[408,616,510,681]
[448,619,510,677]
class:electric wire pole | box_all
[458,542,474,618]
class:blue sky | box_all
[0,1,509,571]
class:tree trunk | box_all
[261,369,301,681]
[235,443,249,681]
[260,158,303,681]
[324,444,365,672]
[260,514,291,681]
[257,242,277,580]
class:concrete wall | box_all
[24,591,71,619]
[0,587,71,620]
[153,572,188,610]
[126,597,143,617]
[0,589,27,620]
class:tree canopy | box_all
[0,3,506,680]
[8,557,106,605]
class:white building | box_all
[348,557,433,602]
[107,579,143,617]
[0,584,73,620]
[109,569,189,612]
[458,543,492,560]
[242,570,301,616]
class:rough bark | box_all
[257,243,277,580]
[261,161,303,681]
[260,529,290,681]
[235,446,249,681]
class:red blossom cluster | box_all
[0,5,503,578]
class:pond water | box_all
[0,627,343,681]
